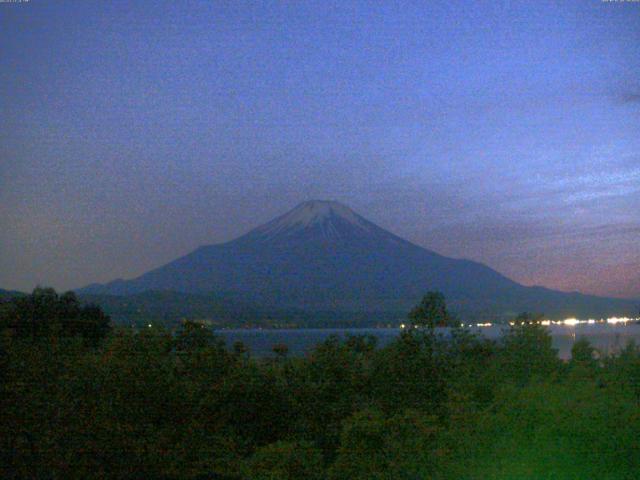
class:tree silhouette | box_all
[0,287,110,344]
[408,291,454,328]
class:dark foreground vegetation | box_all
[2,289,640,478]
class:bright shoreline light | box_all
[607,317,633,325]
[468,317,640,328]
[398,317,640,329]
[541,317,637,327]
[562,318,580,326]
[546,317,640,327]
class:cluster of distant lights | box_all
[399,317,640,329]
[470,317,639,328]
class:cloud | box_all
[619,93,640,104]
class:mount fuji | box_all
[79,200,636,321]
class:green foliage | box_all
[233,340,249,357]
[370,330,447,414]
[498,316,561,385]
[408,291,455,328]
[603,341,640,404]
[329,408,441,480]
[512,311,544,325]
[272,342,289,358]
[3,299,640,479]
[174,319,223,352]
[0,287,111,345]
[571,337,597,369]
[243,440,324,480]
[284,335,377,457]
[445,326,498,408]
[448,379,640,478]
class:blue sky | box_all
[1,0,639,297]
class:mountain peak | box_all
[250,200,373,241]
[78,200,638,321]
[291,200,358,223]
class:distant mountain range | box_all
[0,289,25,301]
[77,200,638,323]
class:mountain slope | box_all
[0,288,26,301]
[79,201,637,320]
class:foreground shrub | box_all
[243,440,324,480]
[329,408,441,480]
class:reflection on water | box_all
[218,323,640,360]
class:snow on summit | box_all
[279,201,365,228]
[253,200,373,240]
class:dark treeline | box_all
[2,289,640,478]
[76,291,409,330]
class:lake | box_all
[217,323,640,360]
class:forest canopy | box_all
[1,289,640,478]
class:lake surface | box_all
[217,324,640,360]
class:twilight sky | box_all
[1,0,639,298]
